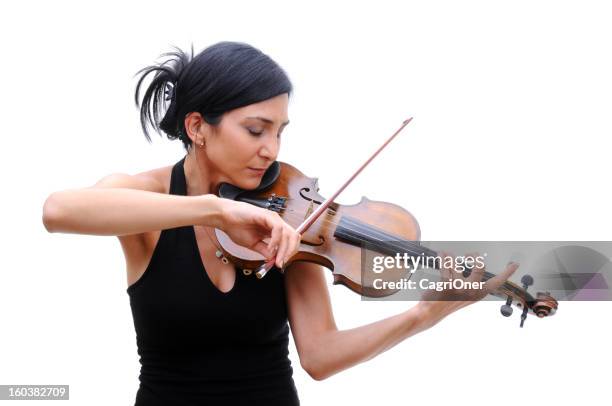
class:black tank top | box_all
[126,156,300,405]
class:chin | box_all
[234,177,260,191]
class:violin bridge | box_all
[305,200,314,219]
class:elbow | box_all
[300,355,329,381]
[42,193,63,233]
[309,370,328,382]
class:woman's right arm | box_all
[41,173,223,236]
[42,172,301,268]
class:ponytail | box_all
[133,44,194,149]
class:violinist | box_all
[41,41,519,406]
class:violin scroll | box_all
[533,292,558,318]
[496,273,558,327]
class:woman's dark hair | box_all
[134,41,293,151]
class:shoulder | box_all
[92,164,173,195]
[138,165,174,195]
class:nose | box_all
[258,133,280,161]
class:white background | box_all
[1,0,611,405]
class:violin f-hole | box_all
[299,187,338,215]
[300,234,325,247]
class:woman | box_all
[42,41,519,405]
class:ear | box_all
[184,112,208,144]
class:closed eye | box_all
[247,128,263,136]
[247,127,284,138]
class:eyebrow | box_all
[246,116,290,126]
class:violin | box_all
[213,119,558,328]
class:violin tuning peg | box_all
[518,275,533,327]
[520,306,528,328]
[500,295,513,317]
[521,274,534,288]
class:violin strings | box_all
[249,199,523,298]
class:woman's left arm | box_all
[284,261,449,381]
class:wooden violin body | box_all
[215,161,421,297]
[215,161,558,327]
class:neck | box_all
[183,149,222,196]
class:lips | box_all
[247,167,266,175]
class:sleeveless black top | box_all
[127,156,300,405]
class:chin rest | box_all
[218,161,281,200]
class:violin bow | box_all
[255,117,414,278]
